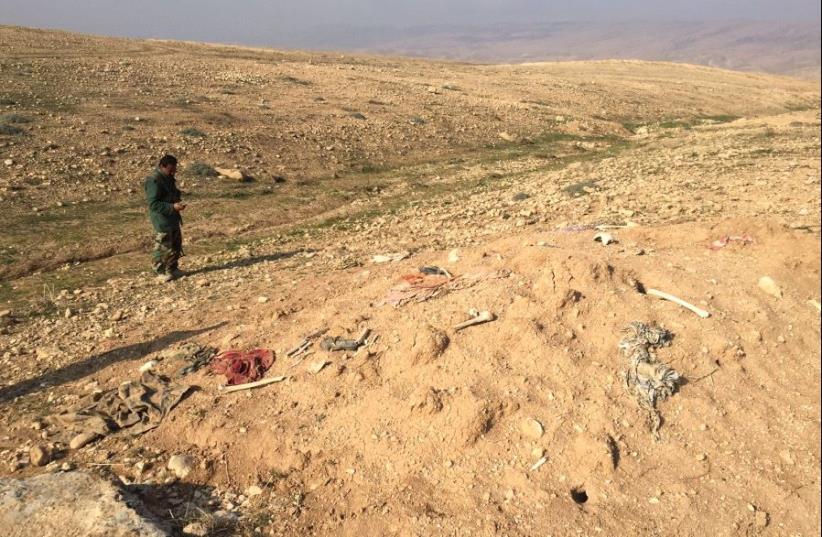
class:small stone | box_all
[758,276,783,298]
[755,510,770,527]
[520,418,544,439]
[696,453,707,461]
[649,496,660,504]
[70,431,99,449]
[31,421,45,431]
[448,249,460,264]
[246,485,263,497]
[257,296,269,304]
[60,462,74,471]
[532,447,545,458]
[64,308,73,318]
[9,460,25,472]
[167,454,194,478]
[29,445,51,466]
[3,159,13,166]
[182,522,209,536]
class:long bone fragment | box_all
[219,376,288,393]
[454,310,496,331]
[646,288,711,318]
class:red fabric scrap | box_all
[211,349,275,385]
[709,234,754,250]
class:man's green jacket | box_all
[144,169,182,232]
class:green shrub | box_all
[187,162,218,177]
[0,113,30,124]
[562,179,599,197]
[180,127,206,138]
[0,124,24,136]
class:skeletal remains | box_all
[454,309,496,331]
[218,375,288,393]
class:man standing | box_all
[145,155,186,282]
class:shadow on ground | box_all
[0,322,226,404]
[183,250,307,277]
[125,480,231,536]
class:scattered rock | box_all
[755,510,770,527]
[70,431,100,450]
[758,276,783,298]
[182,522,209,536]
[498,132,516,142]
[139,360,158,373]
[167,454,194,479]
[29,445,51,467]
[372,251,410,263]
[520,418,544,439]
[214,167,253,182]
[448,249,460,264]
[245,485,263,497]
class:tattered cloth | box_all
[173,343,219,378]
[620,322,681,437]
[211,349,275,385]
[54,371,191,437]
[379,269,511,307]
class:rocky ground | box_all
[0,26,820,537]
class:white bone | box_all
[219,376,288,393]
[454,311,496,331]
[646,288,711,318]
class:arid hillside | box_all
[0,26,820,537]
[284,20,822,79]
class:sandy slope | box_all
[0,28,820,537]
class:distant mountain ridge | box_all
[279,20,821,78]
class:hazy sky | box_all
[2,0,820,46]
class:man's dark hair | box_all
[158,154,178,168]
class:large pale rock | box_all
[214,167,253,182]
[0,471,166,536]
[167,454,194,478]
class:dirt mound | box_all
[0,27,818,537]
[124,217,816,535]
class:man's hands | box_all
[173,202,187,212]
